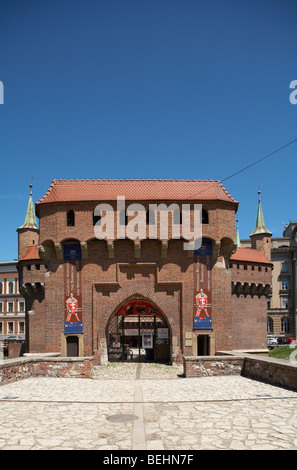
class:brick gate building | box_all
[17,180,272,363]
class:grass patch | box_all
[268,345,297,360]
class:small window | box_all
[35,264,40,270]
[282,297,288,309]
[146,210,155,225]
[173,209,182,224]
[93,211,101,226]
[281,317,289,333]
[8,302,14,313]
[202,209,209,224]
[0,282,2,295]
[281,262,288,273]
[8,281,13,294]
[267,317,273,333]
[8,322,13,334]
[244,265,247,270]
[119,210,128,226]
[281,279,288,290]
[67,210,75,227]
[19,301,25,313]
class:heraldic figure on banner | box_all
[66,293,81,323]
[195,289,210,318]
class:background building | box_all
[0,260,26,340]
[240,195,296,341]
[268,222,297,340]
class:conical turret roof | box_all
[18,185,39,230]
[250,190,271,237]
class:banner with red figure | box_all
[194,239,212,329]
[64,245,83,334]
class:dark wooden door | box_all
[67,336,78,357]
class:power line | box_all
[221,137,297,183]
[185,137,297,201]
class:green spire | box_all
[18,184,39,230]
[236,219,241,247]
[250,189,271,237]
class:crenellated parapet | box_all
[19,282,45,298]
[232,281,271,298]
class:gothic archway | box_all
[106,297,171,363]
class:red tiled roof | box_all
[22,245,40,261]
[36,179,238,206]
[230,247,271,264]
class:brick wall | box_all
[183,355,244,377]
[230,260,272,350]
[183,354,297,390]
[6,340,25,357]
[19,194,272,360]
[0,356,93,385]
[242,355,297,390]
[37,200,237,247]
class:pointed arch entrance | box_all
[107,298,171,363]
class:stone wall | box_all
[242,355,297,390]
[183,353,297,391]
[2,353,297,392]
[0,356,93,385]
[183,355,244,377]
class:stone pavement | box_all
[0,362,297,450]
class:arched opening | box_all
[107,297,171,363]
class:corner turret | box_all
[17,185,39,261]
[250,189,272,261]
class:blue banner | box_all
[64,244,82,260]
[194,316,212,330]
[194,239,212,256]
[64,322,83,334]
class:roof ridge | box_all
[36,179,238,207]
[49,178,221,182]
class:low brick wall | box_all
[1,353,297,391]
[6,340,25,358]
[0,356,93,385]
[183,356,244,377]
[183,353,297,391]
[242,355,297,390]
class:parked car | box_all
[276,337,288,345]
[287,337,295,344]
[6,335,24,340]
[267,337,278,345]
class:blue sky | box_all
[0,0,296,260]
